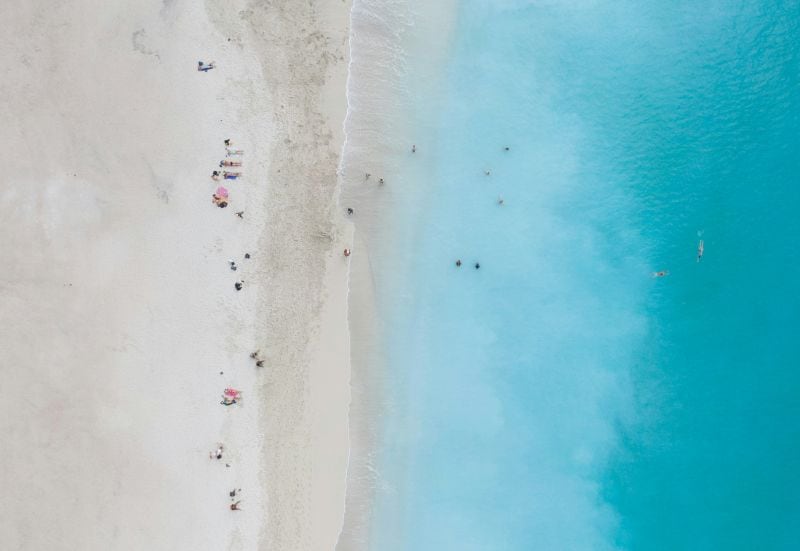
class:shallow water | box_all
[342,1,800,549]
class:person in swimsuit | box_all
[223,171,242,180]
[220,160,242,167]
[198,61,215,72]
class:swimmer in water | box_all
[697,240,704,262]
[652,270,669,278]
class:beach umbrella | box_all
[216,186,229,198]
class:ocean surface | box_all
[341,1,800,549]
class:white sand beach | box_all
[0,1,352,549]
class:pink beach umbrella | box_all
[216,186,229,198]
[223,388,241,398]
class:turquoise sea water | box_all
[352,1,800,549]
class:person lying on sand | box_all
[226,148,244,156]
[220,398,237,406]
[197,61,215,72]
[223,171,242,180]
[209,444,224,459]
[220,160,242,167]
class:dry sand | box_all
[0,1,352,549]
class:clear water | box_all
[343,1,800,549]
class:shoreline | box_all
[336,1,459,547]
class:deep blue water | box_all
[363,1,800,549]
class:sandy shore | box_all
[0,1,351,549]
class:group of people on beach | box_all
[220,387,242,406]
[211,139,245,208]
[198,62,256,514]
